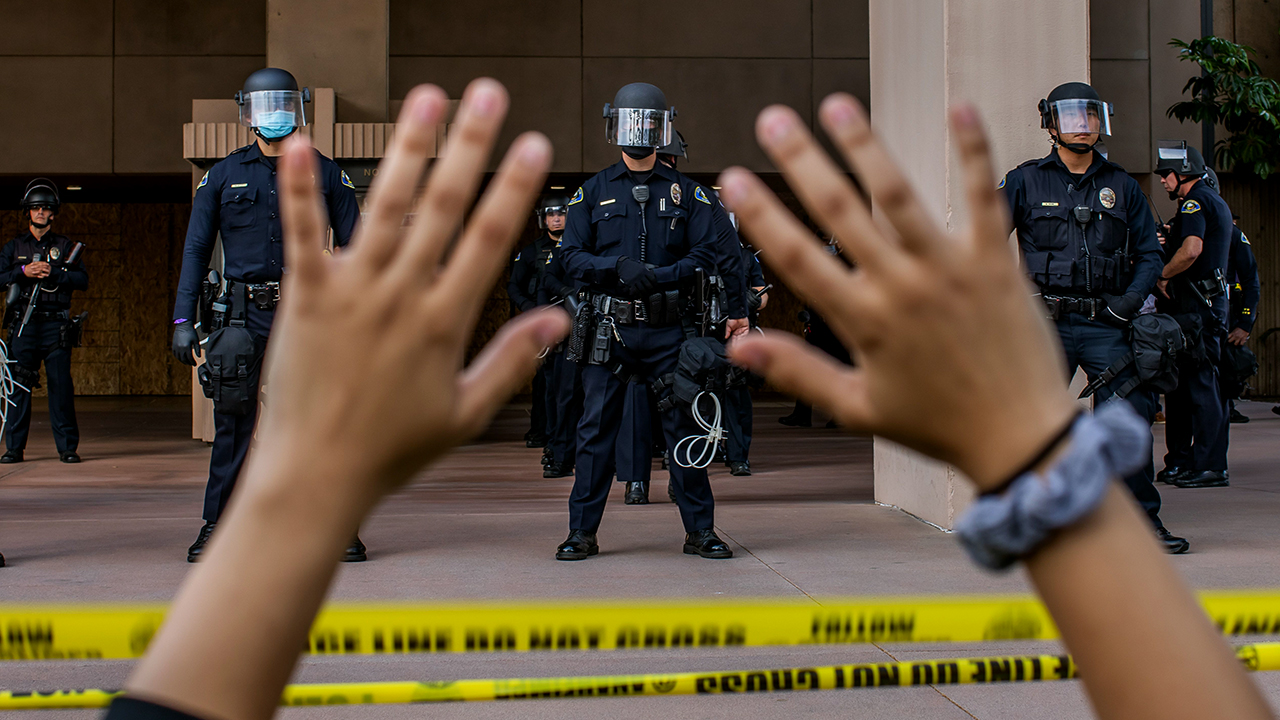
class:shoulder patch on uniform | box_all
[197,172,209,189]
[997,175,1006,189]
[694,186,712,205]
[1241,232,1250,245]
[568,187,584,206]
[1181,199,1201,214]
[340,171,355,189]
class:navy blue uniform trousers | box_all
[1164,318,1229,472]
[6,321,78,453]
[203,304,271,523]
[571,322,714,533]
[547,349,583,468]
[1055,314,1163,526]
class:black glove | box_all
[1101,292,1144,327]
[615,257,657,298]
[172,320,200,366]
[747,291,763,312]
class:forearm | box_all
[125,450,370,720]
[1162,241,1201,279]
[1026,486,1271,720]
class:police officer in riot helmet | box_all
[171,67,360,562]
[1153,142,1233,488]
[0,179,88,467]
[1001,82,1188,553]
[556,82,732,560]
[509,194,568,452]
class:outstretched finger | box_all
[278,136,328,293]
[950,105,1011,253]
[729,331,874,431]
[752,105,896,273]
[393,78,511,282]
[819,93,947,258]
[353,85,451,270]
[435,132,552,325]
[718,168,872,328]
[453,309,571,438]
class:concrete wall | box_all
[388,0,870,174]
[0,1,266,176]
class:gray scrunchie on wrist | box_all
[955,400,1151,570]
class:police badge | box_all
[1098,187,1116,209]
[49,247,60,261]
[670,183,681,206]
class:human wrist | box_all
[955,396,1080,493]
[236,446,376,528]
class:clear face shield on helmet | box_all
[537,204,567,230]
[1044,98,1113,137]
[238,90,308,140]
[1157,141,1191,173]
[604,107,672,148]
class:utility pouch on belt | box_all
[1079,313,1185,399]
[59,312,88,349]
[565,297,594,363]
[590,316,615,365]
[197,326,262,416]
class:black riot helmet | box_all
[1039,82,1113,155]
[1203,167,1220,192]
[1155,141,1208,198]
[235,68,311,142]
[536,193,571,230]
[657,130,688,168]
[21,179,60,228]
[604,82,675,159]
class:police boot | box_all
[541,447,554,466]
[728,460,751,476]
[1230,408,1250,424]
[187,522,216,563]
[0,551,5,567]
[343,535,367,562]
[524,430,547,448]
[1157,465,1189,484]
[0,449,22,464]
[555,530,598,561]
[625,481,650,505]
[683,529,733,559]
[778,411,812,428]
[1171,470,1229,489]
[544,461,573,479]
[1156,527,1190,554]
[60,451,80,464]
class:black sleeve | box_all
[104,696,210,720]
[0,240,27,288]
[324,160,360,248]
[506,245,536,312]
[1232,229,1261,332]
[744,245,765,287]
[539,249,572,304]
[58,245,89,292]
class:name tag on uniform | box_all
[599,198,616,206]
[230,183,249,188]
[1040,202,1059,207]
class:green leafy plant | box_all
[1167,36,1280,178]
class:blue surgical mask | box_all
[256,110,298,140]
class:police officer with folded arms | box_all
[0,179,88,466]
[171,68,359,562]
[555,82,732,560]
[1001,82,1187,553]
[1153,143,1232,489]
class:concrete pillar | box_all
[868,0,1089,528]
[267,0,388,123]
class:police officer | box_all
[509,197,565,450]
[539,230,584,479]
[555,82,732,560]
[171,68,360,562]
[722,218,768,476]
[0,179,88,464]
[1223,213,1260,423]
[1001,82,1188,553]
[1153,143,1232,489]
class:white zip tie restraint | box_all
[673,391,723,469]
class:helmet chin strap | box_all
[30,219,51,229]
[252,127,298,144]
[1052,131,1096,155]
[548,228,563,239]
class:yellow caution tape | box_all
[4,643,1280,710]
[3,590,1279,662]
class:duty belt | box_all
[229,280,281,310]
[592,294,641,325]
[1041,294,1101,321]
[27,309,70,322]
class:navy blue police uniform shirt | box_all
[1228,225,1260,332]
[708,197,748,319]
[1167,180,1231,283]
[559,159,718,293]
[172,141,359,322]
[0,231,89,310]
[1001,150,1162,299]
